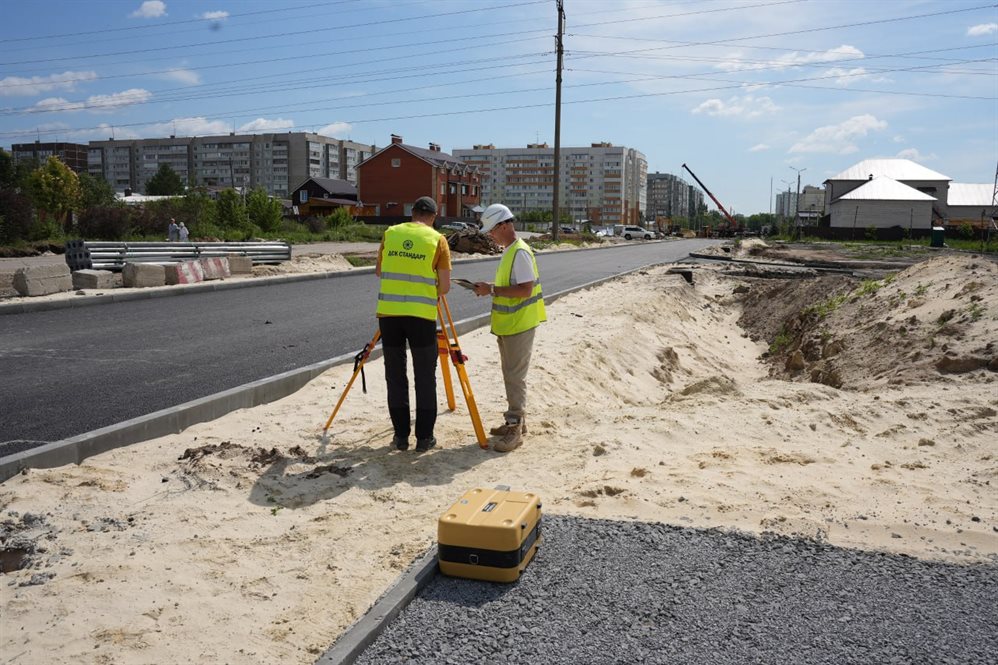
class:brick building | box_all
[356,135,480,219]
[11,141,89,173]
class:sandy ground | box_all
[1,252,996,664]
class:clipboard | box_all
[453,278,477,290]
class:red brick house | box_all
[356,135,481,220]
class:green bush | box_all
[77,206,135,240]
[0,190,35,244]
[325,207,353,229]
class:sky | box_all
[1,0,995,214]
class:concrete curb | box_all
[315,546,440,665]
[0,257,668,482]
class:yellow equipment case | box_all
[438,487,542,583]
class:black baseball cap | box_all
[413,196,437,214]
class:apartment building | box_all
[87,132,375,197]
[453,142,647,225]
[646,171,706,221]
[11,141,88,173]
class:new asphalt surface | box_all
[0,239,715,452]
[353,515,998,665]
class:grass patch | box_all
[769,327,793,355]
[345,255,377,268]
[803,293,848,319]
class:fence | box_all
[64,240,292,271]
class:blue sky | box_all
[1,0,995,214]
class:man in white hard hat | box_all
[473,203,546,453]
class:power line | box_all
[0,1,360,44]
[0,0,549,67]
[5,55,994,141]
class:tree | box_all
[0,189,36,244]
[145,163,185,195]
[26,156,81,233]
[216,188,250,236]
[78,173,116,209]
[246,187,282,232]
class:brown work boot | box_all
[489,418,527,436]
[492,422,523,453]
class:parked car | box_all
[559,225,577,234]
[620,225,654,240]
[440,221,477,232]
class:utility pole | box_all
[790,166,806,239]
[551,0,565,242]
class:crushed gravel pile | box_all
[355,514,998,664]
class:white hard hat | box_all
[480,203,515,233]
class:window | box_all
[461,184,467,195]
[300,191,308,203]
[449,184,456,195]
[391,158,401,168]
[404,203,413,216]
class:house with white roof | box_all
[829,176,937,230]
[824,158,950,229]
[947,183,995,227]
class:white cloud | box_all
[161,69,201,85]
[892,135,905,144]
[146,116,231,136]
[824,67,870,86]
[967,22,997,36]
[789,114,887,154]
[239,117,295,132]
[691,95,780,118]
[32,88,152,113]
[201,10,229,20]
[716,45,864,72]
[130,1,166,18]
[749,143,770,152]
[317,122,353,138]
[0,71,98,97]
[895,148,936,162]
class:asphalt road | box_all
[0,239,715,448]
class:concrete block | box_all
[199,257,231,280]
[72,269,115,290]
[165,260,205,285]
[13,264,73,297]
[122,263,166,288]
[226,254,253,274]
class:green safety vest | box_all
[491,238,546,336]
[377,222,441,321]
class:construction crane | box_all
[681,163,739,237]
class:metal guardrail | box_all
[64,240,292,271]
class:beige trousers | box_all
[496,327,536,423]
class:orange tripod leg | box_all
[322,330,380,436]
[437,324,456,411]
[439,297,488,448]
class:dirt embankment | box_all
[737,253,997,390]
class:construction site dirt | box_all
[1,242,995,664]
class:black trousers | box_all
[379,315,438,439]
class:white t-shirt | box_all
[504,247,535,286]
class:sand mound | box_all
[739,253,997,390]
[252,253,353,276]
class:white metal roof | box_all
[836,176,937,201]
[827,158,950,182]
[948,183,993,207]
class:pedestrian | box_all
[178,221,190,242]
[167,218,179,242]
[472,203,546,453]
[375,196,451,452]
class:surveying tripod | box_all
[321,294,487,448]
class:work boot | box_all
[492,423,523,453]
[415,436,437,453]
[392,435,409,451]
[489,418,527,436]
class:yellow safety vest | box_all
[491,238,546,336]
[377,222,441,321]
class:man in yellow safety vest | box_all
[472,203,546,452]
[376,196,451,452]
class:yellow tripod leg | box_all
[322,329,381,436]
[436,320,456,411]
[440,296,488,448]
